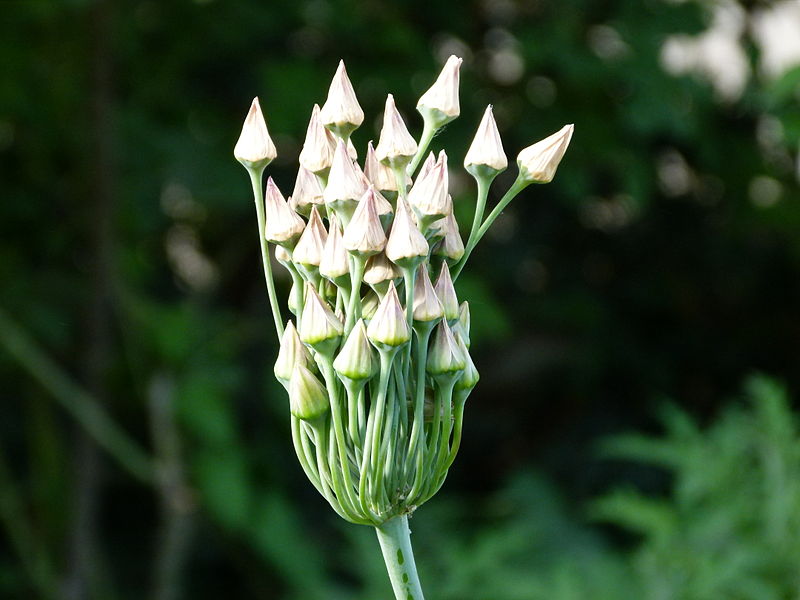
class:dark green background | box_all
[2,0,800,598]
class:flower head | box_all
[417,55,463,128]
[319,60,364,137]
[375,94,418,169]
[263,178,305,247]
[234,97,277,170]
[464,105,507,175]
[517,124,574,184]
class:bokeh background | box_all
[3,0,800,598]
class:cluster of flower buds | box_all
[235,58,573,526]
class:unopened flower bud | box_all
[289,363,330,421]
[517,124,574,184]
[234,97,277,170]
[455,301,471,348]
[275,244,292,265]
[432,212,464,264]
[434,262,459,322]
[427,320,466,377]
[385,198,429,269]
[417,152,436,181]
[413,265,443,323]
[319,60,364,138]
[453,333,479,391]
[367,282,410,348]
[375,94,418,169]
[292,206,328,270]
[408,156,451,226]
[416,55,462,128]
[361,291,380,321]
[274,321,311,385]
[364,141,398,193]
[371,188,395,230]
[464,105,507,175]
[263,178,305,247]
[343,187,387,257]
[290,166,325,216]
[363,252,400,292]
[319,215,350,283]
[299,105,335,175]
[333,319,377,381]
[324,139,367,222]
[299,283,343,354]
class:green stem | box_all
[465,174,492,257]
[407,118,438,179]
[345,255,366,333]
[248,167,285,339]
[375,515,425,600]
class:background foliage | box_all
[2,0,799,598]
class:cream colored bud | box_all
[417,152,436,181]
[453,333,479,391]
[299,104,334,175]
[324,139,367,207]
[371,187,394,230]
[464,105,507,174]
[289,363,330,421]
[361,291,380,321]
[263,178,305,247]
[413,265,444,323]
[364,141,398,193]
[426,320,466,376]
[299,283,343,353]
[275,244,292,265]
[319,215,350,282]
[319,60,364,137]
[292,206,328,269]
[234,97,277,170]
[274,321,310,384]
[366,282,410,348]
[408,158,450,222]
[363,252,400,287]
[417,55,462,128]
[432,212,464,264]
[434,262,459,322]
[342,187,387,257]
[375,94,418,169]
[457,301,471,347]
[333,319,377,381]
[517,124,574,184]
[290,166,325,215]
[385,198,429,269]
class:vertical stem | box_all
[406,119,437,179]
[375,515,425,600]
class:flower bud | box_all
[363,252,400,292]
[453,332,479,391]
[234,97,277,170]
[426,320,466,377]
[263,178,305,248]
[319,215,350,283]
[289,363,330,421]
[372,187,395,230]
[292,206,328,270]
[367,282,410,348]
[342,187,387,257]
[455,301,470,348]
[290,165,325,216]
[319,60,365,138]
[299,104,335,175]
[299,283,343,353]
[408,155,451,226]
[417,152,436,181]
[375,94,418,169]
[464,105,507,175]
[385,198,429,269]
[434,262,459,322]
[364,140,398,193]
[333,319,377,381]
[413,265,444,323]
[324,139,367,221]
[274,321,311,385]
[416,55,462,128]
[361,291,380,321]
[432,212,464,264]
[517,124,574,184]
[275,244,292,265]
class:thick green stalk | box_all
[248,167,285,339]
[375,515,425,600]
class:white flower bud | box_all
[385,198,429,269]
[364,140,398,193]
[290,166,324,215]
[263,178,305,247]
[453,332,479,391]
[416,55,462,128]
[343,187,387,258]
[363,252,400,287]
[319,60,364,137]
[361,291,380,321]
[374,94,418,169]
[413,265,444,323]
[292,206,328,269]
[517,124,574,184]
[324,139,367,215]
[289,362,330,421]
[234,97,277,170]
[464,105,507,174]
[434,262,459,322]
[367,282,410,348]
[275,244,292,265]
[274,321,311,384]
[299,283,343,353]
[432,212,464,264]
[333,319,377,381]
[456,301,470,348]
[299,104,335,175]
[427,320,466,376]
[417,151,436,181]
[319,214,350,283]
[408,156,451,223]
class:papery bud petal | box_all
[517,124,574,184]
[385,198,429,269]
[432,212,464,264]
[299,283,343,351]
[342,187,387,257]
[361,291,380,321]
[456,301,471,348]
[289,363,330,421]
[290,166,325,215]
[464,105,507,173]
[417,55,462,127]
[274,321,310,384]
[319,215,350,282]
[292,206,328,268]
[417,152,436,181]
[299,104,335,175]
[324,140,367,207]
[333,319,377,381]
[363,252,401,287]
[427,320,466,376]
[319,60,365,137]
[234,97,277,169]
[413,265,444,323]
[364,141,398,193]
[453,333,479,391]
[434,262,459,321]
[264,178,305,247]
[375,94,418,169]
[408,157,450,221]
[366,282,410,348]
